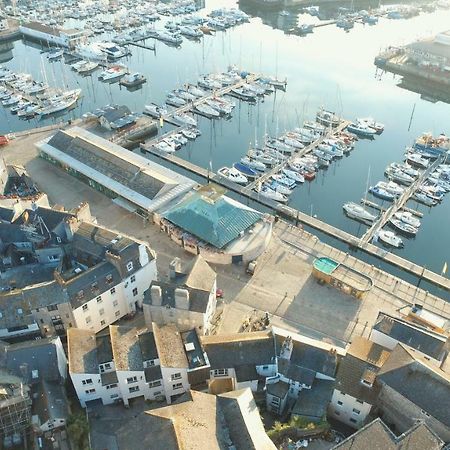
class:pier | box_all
[141,144,450,293]
[360,156,443,245]
[360,199,423,218]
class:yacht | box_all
[157,31,183,45]
[272,174,296,189]
[388,218,418,236]
[179,25,203,38]
[2,95,22,106]
[376,230,404,248]
[413,192,437,207]
[98,65,128,82]
[187,85,206,97]
[98,42,128,59]
[78,61,99,74]
[155,140,176,153]
[369,186,396,201]
[316,108,340,128]
[406,153,429,169]
[385,168,414,186]
[120,72,146,87]
[303,120,325,134]
[249,150,277,167]
[357,117,384,133]
[233,162,258,179]
[36,89,81,117]
[257,186,287,203]
[393,211,421,228]
[240,156,266,172]
[180,128,198,140]
[347,122,377,137]
[375,181,404,197]
[205,98,234,115]
[218,167,248,184]
[194,103,220,118]
[144,103,168,118]
[166,95,186,107]
[282,169,304,183]
[343,202,377,224]
[230,87,257,102]
[173,113,197,127]
[265,181,292,196]
[47,48,64,60]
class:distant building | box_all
[328,336,391,429]
[332,418,444,450]
[143,256,217,334]
[146,389,276,450]
[19,22,88,48]
[97,105,135,131]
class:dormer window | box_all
[126,261,133,272]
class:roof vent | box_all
[185,342,195,352]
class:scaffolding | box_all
[0,371,32,438]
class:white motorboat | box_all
[173,113,197,127]
[179,25,203,38]
[157,31,183,45]
[2,95,22,106]
[406,152,429,169]
[36,89,81,117]
[166,95,186,107]
[155,140,176,153]
[120,72,146,87]
[282,136,305,149]
[375,181,404,197]
[144,103,168,118]
[218,167,248,184]
[385,168,414,186]
[97,42,128,59]
[316,108,340,128]
[376,229,404,248]
[180,128,197,140]
[194,103,220,118]
[47,48,64,60]
[240,157,266,172]
[264,181,292,196]
[78,61,99,74]
[172,133,188,146]
[388,218,418,236]
[272,174,296,189]
[393,211,421,228]
[282,169,304,183]
[347,122,377,137]
[187,85,206,97]
[343,202,377,224]
[257,186,287,203]
[205,98,234,115]
[71,60,88,71]
[174,89,196,102]
[249,150,277,167]
[357,117,384,133]
[413,192,437,207]
[98,65,128,82]
[303,120,325,134]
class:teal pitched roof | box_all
[163,194,261,249]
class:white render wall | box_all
[116,370,154,406]
[72,259,157,333]
[328,389,373,429]
[160,367,189,404]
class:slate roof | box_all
[292,379,334,420]
[334,337,390,404]
[277,358,316,386]
[332,418,444,450]
[33,380,69,425]
[266,380,289,399]
[138,331,158,362]
[96,334,113,364]
[152,323,188,369]
[100,105,131,124]
[46,130,168,201]
[201,331,275,371]
[5,337,63,383]
[275,334,338,378]
[377,344,450,427]
[372,312,448,361]
[163,192,261,249]
[14,207,74,231]
[0,206,15,223]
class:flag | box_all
[442,262,448,276]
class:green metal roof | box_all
[313,257,339,274]
[163,194,262,249]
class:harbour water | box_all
[1,0,449,296]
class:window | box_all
[96,296,102,303]
[129,386,140,393]
[127,376,138,384]
[106,274,113,284]
[352,408,361,415]
[85,316,91,324]
[171,373,182,381]
[132,287,138,297]
[356,399,364,404]
[99,308,105,316]
[110,394,119,399]
[350,418,357,424]
[262,365,269,370]
[100,320,105,326]
[337,401,343,406]
[82,379,93,385]
[113,300,118,307]
[85,389,96,394]
[153,391,162,396]
[148,380,161,388]
[47,304,58,311]
[48,254,60,261]
[106,384,118,389]
[126,261,133,272]
[110,287,116,295]
[17,308,23,315]
[271,398,280,405]
[131,275,136,283]
[172,383,183,390]
[213,368,228,377]
[115,310,121,317]
[105,363,111,369]
[82,304,88,312]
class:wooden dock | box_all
[360,156,443,244]
[142,146,450,293]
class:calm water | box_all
[1,0,449,297]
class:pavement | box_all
[2,132,450,349]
